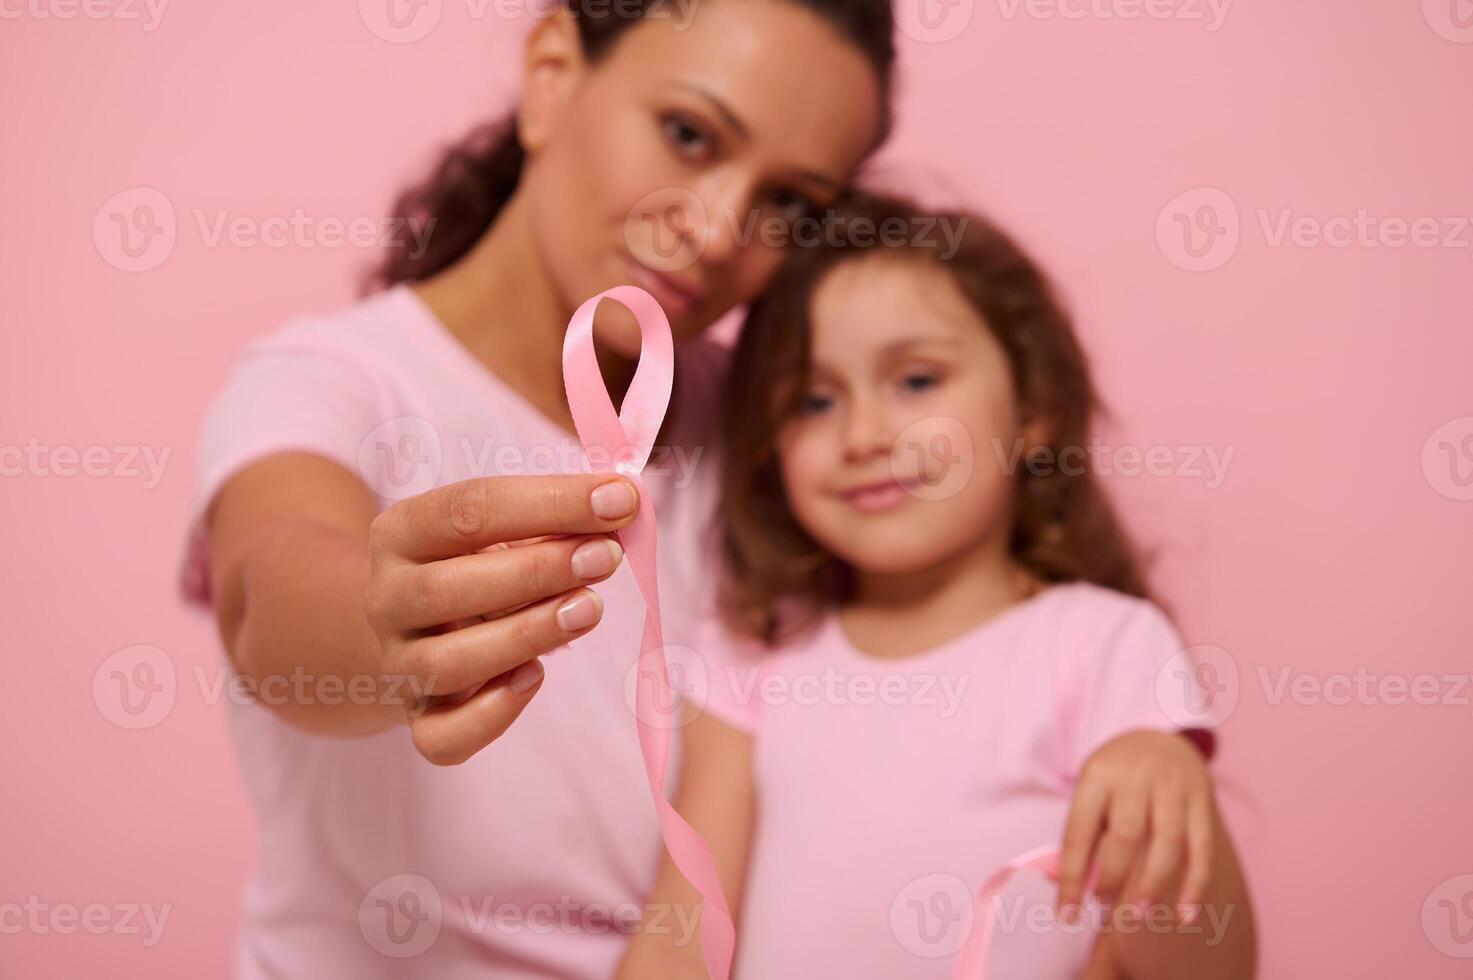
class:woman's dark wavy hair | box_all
[718,191,1152,644]
[366,0,897,291]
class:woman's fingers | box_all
[1056,777,1108,919]
[371,473,640,563]
[408,660,547,766]
[392,535,624,631]
[401,587,607,695]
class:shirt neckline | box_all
[388,282,579,449]
[827,582,1072,671]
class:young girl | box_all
[619,194,1256,979]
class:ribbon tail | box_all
[952,846,1100,979]
[625,488,736,979]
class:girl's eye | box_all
[661,113,714,161]
[796,392,835,417]
[900,372,941,394]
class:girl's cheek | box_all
[777,429,829,498]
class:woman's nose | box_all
[689,175,756,268]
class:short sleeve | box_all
[177,330,389,609]
[683,612,768,736]
[1063,598,1225,774]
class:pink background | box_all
[3,1,1471,976]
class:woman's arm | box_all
[206,451,640,756]
[207,452,396,735]
[617,709,756,979]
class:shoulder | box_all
[236,286,413,370]
[1048,582,1178,644]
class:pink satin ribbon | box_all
[953,846,1102,978]
[561,286,736,980]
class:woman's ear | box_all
[518,8,586,155]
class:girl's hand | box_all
[1055,729,1215,926]
[364,473,639,765]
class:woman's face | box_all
[518,1,884,355]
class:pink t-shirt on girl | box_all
[695,581,1224,979]
[178,284,726,979]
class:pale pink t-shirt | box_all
[179,285,726,979]
[696,582,1223,979]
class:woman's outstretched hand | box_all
[1054,729,1217,926]
[364,473,639,765]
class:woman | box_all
[181,1,894,976]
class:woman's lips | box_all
[626,257,704,316]
[837,476,922,514]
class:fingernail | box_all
[509,660,543,694]
[556,591,603,632]
[571,539,623,580]
[591,480,637,520]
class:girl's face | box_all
[777,257,1030,577]
[518,2,883,355]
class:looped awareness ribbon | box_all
[953,845,1102,978]
[561,286,736,980]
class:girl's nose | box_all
[841,398,895,461]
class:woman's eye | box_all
[766,187,813,224]
[662,114,713,161]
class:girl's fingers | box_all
[392,535,623,631]
[1056,777,1109,918]
[1128,788,1187,914]
[1092,786,1149,902]
[1177,792,1216,923]
[408,659,547,766]
[399,587,606,695]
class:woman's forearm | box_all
[216,518,407,737]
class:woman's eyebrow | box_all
[671,81,843,193]
[672,81,751,140]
